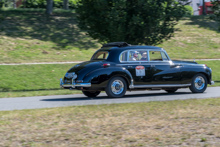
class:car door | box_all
[119,50,151,85]
[149,51,181,84]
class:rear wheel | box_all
[165,88,178,93]
[189,73,207,93]
[82,91,100,97]
[105,77,127,98]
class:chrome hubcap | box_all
[111,80,124,95]
[194,76,205,90]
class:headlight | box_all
[72,74,77,79]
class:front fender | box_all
[181,65,212,84]
[83,67,133,88]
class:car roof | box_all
[99,45,163,51]
[92,43,167,63]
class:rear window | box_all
[91,51,109,60]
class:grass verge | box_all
[159,16,220,59]
[0,60,219,98]
[0,98,220,146]
[0,9,219,63]
[197,60,220,86]
[0,90,81,98]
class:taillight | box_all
[103,63,110,67]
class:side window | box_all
[120,51,128,62]
[161,52,169,61]
[149,51,162,61]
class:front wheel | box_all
[105,77,127,98]
[82,91,100,97]
[189,73,207,93]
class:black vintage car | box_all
[60,42,214,98]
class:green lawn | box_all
[0,98,220,146]
[0,8,100,63]
[159,16,220,60]
[0,9,219,63]
[0,60,219,98]
[197,60,220,86]
[0,64,75,91]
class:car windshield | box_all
[91,51,109,60]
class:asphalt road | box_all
[0,87,220,111]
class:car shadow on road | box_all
[40,91,192,102]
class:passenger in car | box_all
[141,52,148,61]
[129,52,138,61]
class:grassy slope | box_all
[0,60,219,98]
[159,16,220,60]
[0,9,100,63]
[0,98,220,146]
[0,9,219,63]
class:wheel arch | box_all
[197,72,211,84]
[108,74,130,90]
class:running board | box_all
[129,84,191,89]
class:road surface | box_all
[0,87,219,111]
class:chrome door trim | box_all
[129,84,191,89]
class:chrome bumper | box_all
[211,81,215,85]
[60,78,91,89]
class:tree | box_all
[76,0,188,45]
[13,0,16,8]
[203,0,206,15]
[46,0,53,15]
[211,0,220,30]
[63,0,69,9]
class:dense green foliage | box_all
[0,0,13,8]
[210,0,220,30]
[184,5,193,16]
[76,0,188,45]
[20,0,77,9]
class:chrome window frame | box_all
[148,50,171,62]
[119,49,171,63]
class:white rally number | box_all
[136,66,145,76]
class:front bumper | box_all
[60,78,91,89]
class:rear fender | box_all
[83,67,133,88]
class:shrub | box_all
[20,0,77,9]
[184,5,193,16]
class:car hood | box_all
[67,61,103,80]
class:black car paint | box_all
[62,45,212,91]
